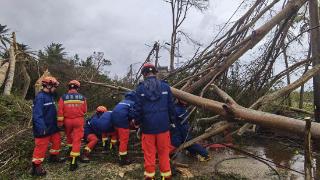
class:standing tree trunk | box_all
[3,32,16,96]
[283,47,292,106]
[0,62,9,88]
[20,63,30,99]
[309,0,320,122]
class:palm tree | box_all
[41,43,67,63]
[0,24,10,57]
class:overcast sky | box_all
[1,0,241,77]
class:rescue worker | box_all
[57,80,87,171]
[31,76,64,176]
[135,63,176,180]
[170,100,211,161]
[83,110,115,160]
[111,91,137,166]
[81,106,108,162]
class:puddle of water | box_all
[174,135,318,179]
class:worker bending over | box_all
[82,106,108,162]
[170,100,211,162]
[111,91,137,166]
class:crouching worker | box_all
[170,100,211,162]
[81,106,108,162]
[111,91,137,166]
[81,110,115,161]
[31,77,65,176]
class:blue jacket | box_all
[32,91,59,138]
[171,104,190,143]
[111,99,136,128]
[170,104,208,156]
[87,111,114,136]
[84,113,101,138]
[135,76,176,134]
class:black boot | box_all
[80,150,90,163]
[110,143,118,155]
[31,163,46,176]
[48,154,67,163]
[119,154,132,166]
[69,156,79,171]
[160,176,171,180]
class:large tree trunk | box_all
[170,87,320,139]
[20,63,30,99]
[3,45,16,96]
[0,62,9,88]
[309,0,320,122]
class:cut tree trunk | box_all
[309,0,320,122]
[170,87,320,139]
[20,63,30,99]
[3,45,16,96]
[0,62,9,88]
[34,69,51,95]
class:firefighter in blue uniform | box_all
[135,63,176,180]
[170,100,211,162]
[111,91,137,166]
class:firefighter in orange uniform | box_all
[57,80,87,171]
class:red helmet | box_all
[96,106,107,113]
[42,76,59,87]
[68,80,80,88]
[141,63,158,76]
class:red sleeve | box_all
[57,97,64,126]
[83,99,88,114]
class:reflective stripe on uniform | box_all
[111,139,117,143]
[66,144,73,147]
[32,158,44,162]
[85,146,91,152]
[49,149,60,153]
[162,91,168,95]
[64,100,84,104]
[43,102,54,106]
[70,151,80,157]
[57,116,64,121]
[144,171,155,178]
[119,151,127,155]
[119,102,131,106]
[160,171,172,177]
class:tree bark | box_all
[0,62,9,88]
[304,117,313,179]
[20,63,30,99]
[170,86,320,139]
[309,0,320,122]
[3,44,16,96]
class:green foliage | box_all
[0,95,33,178]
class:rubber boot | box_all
[110,143,118,155]
[31,163,46,176]
[119,154,132,166]
[69,156,79,171]
[80,150,90,163]
[160,176,171,180]
[144,177,155,180]
[48,154,67,163]
[102,139,110,153]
